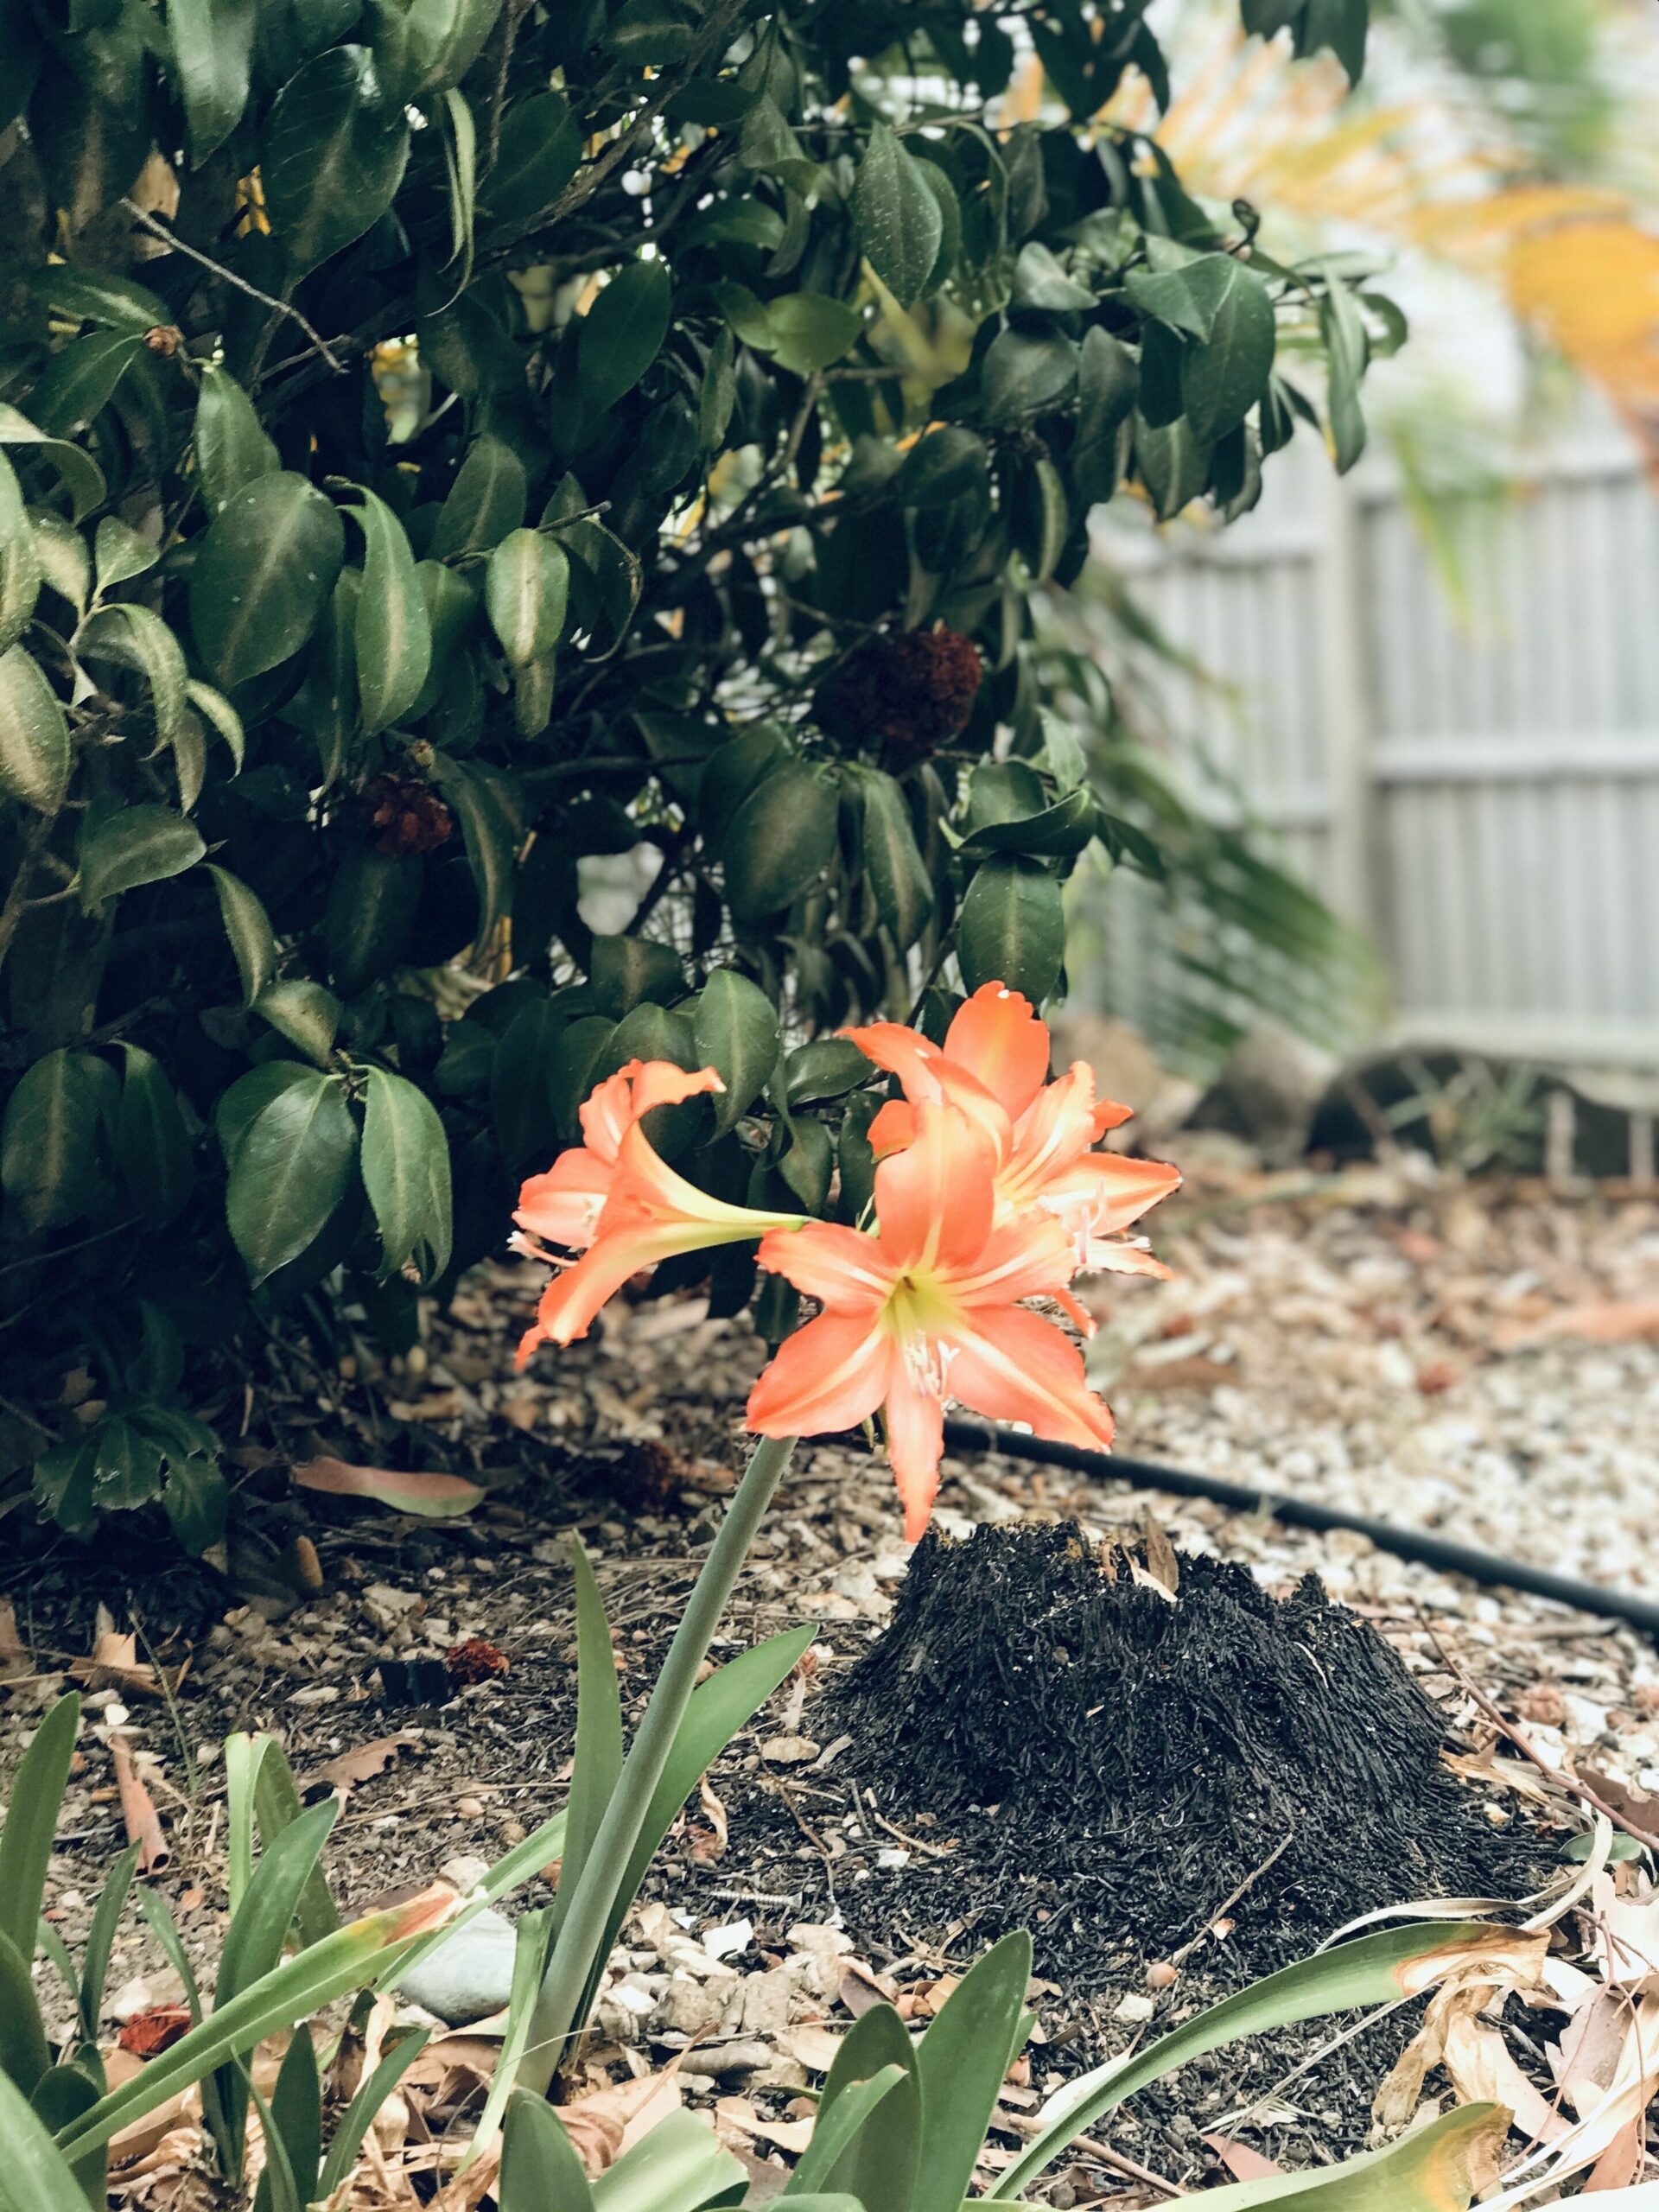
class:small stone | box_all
[1146,1961,1179,1989]
[395,1908,517,2024]
[454,1795,486,1819]
[760,1736,820,1766]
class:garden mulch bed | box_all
[3,1147,1656,2201]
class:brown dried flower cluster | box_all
[362,772,454,857]
[815,626,983,766]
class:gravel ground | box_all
[3,1150,1657,2202]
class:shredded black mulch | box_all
[817,1522,1557,1989]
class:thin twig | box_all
[120,200,347,373]
[1168,1831,1295,1967]
[1427,1623,1659,1852]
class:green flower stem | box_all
[519,1428,799,2093]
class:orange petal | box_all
[866,1098,917,1160]
[949,1305,1116,1455]
[1045,1150,1182,1236]
[840,1020,945,1097]
[755,1221,896,1309]
[515,1150,613,1249]
[1001,1063,1101,1200]
[883,1363,946,1541]
[944,983,1051,1122]
[747,1310,892,1437]
[945,1213,1076,1307]
[873,1104,997,1274]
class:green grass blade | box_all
[0,2067,100,2212]
[0,1928,51,2094]
[590,2107,748,2212]
[29,2061,105,2209]
[0,1694,78,1959]
[912,1930,1033,2212]
[784,2064,907,2197]
[54,1887,455,2161]
[998,1923,1534,2198]
[462,1905,552,2168]
[79,1842,141,2038]
[314,2026,430,2202]
[224,1733,271,1915]
[251,2027,321,2212]
[555,1537,625,1933]
[251,1736,340,1944]
[498,2092,597,2212]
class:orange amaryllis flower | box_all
[514,1059,804,1364]
[746,1105,1116,1540]
[844,982,1180,1279]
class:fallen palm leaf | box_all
[293,1457,486,1518]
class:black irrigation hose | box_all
[941,1415,1659,1641]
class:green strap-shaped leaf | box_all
[261,44,410,279]
[854,122,944,309]
[0,1928,51,2094]
[0,2064,93,2212]
[810,2005,921,2212]
[0,1694,78,1961]
[499,2094,596,2212]
[360,1065,452,1281]
[554,1539,625,1934]
[911,1931,1033,2212]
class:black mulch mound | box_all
[818,1521,1558,1990]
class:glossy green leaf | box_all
[852,766,931,951]
[961,784,1096,859]
[486,528,569,668]
[482,87,580,224]
[0,645,70,813]
[27,508,89,613]
[192,365,279,517]
[325,845,421,995]
[78,601,188,747]
[167,0,255,161]
[1181,261,1276,444]
[0,1694,77,1961]
[722,762,838,922]
[189,473,346,687]
[372,0,500,103]
[360,1065,452,1281]
[855,122,944,308]
[208,866,277,1004]
[1073,326,1139,505]
[0,1053,103,1234]
[578,260,673,417]
[78,803,204,909]
[429,435,527,562]
[347,486,431,732]
[694,969,780,1134]
[896,426,988,510]
[216,1062,318,1165]
[957,855,1065,1001]
[0,451,41,654]
[982,328,1076,425]
[1320,265,1369,473]
[116,1045,194,1226]
[262,44,410,278]
[226,1068,356,1283]
[764,292,861,376]
[254,978,342,1066]
[431,753,518,947]
[1011,240,1094,312]
[162,1455,229,1555]
[0,404,105,523]
[92,515,157,594]
[29,331,142,438]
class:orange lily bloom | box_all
[514,1060,805,1363]
[746,1105,1116,1540]
[843,982,1180,1280]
